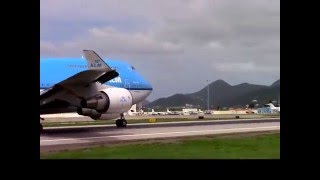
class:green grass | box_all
[43,114,280,127]
[41,133,280,159]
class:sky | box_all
[40,0,280,101]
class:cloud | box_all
[213,62,279,73]
[41,26,183,57]
[41,0,280,101]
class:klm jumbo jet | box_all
[40,50,153,132]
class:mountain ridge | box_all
[146,79,280,108]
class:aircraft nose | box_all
[139,73,152,91]
[134,70,152,91]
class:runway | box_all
[40,118,280,152]
[42,113,279,122]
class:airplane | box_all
[182,108,202,115]
[126,105,144,116]
[263,103,280,113]
[126,109,144,116]
[40,50,153,132]
[150,109,167,115]
[166,108,181,115]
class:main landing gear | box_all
[40,117,44,133]
[116,113,127,128]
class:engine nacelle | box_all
[80,87,133,114]
[77,108,101,119]
[77,107,121,120]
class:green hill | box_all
[147,79,280,109]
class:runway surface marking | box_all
[44,118,279,130]
[41,125,279,143]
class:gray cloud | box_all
[41,0,280,101]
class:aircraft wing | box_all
[57,69,117,86]
[40,50,119,103]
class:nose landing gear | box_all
[115,113,127,128]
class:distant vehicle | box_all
[245,109,256,114]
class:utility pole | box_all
[207,80,210,111]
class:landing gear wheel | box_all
[122,119,127,127]
[116,119,127,127]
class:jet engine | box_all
[77,88,133,120]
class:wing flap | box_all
[59,69,106,86]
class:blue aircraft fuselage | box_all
[40,58,153,91]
